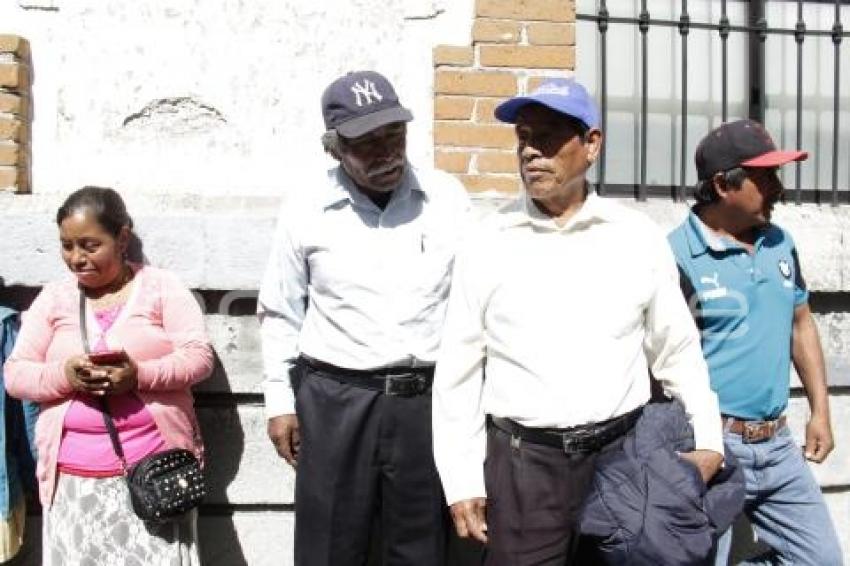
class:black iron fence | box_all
[577,0,850,205]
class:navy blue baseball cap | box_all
[695,119,808,180]
[494,78,599,130]
[321,70,413,139]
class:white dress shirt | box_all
[432,192,724,505]
[259,164,471,418]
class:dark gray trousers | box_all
[483,425,624,566]
[293,367,448,566]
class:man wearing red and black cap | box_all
[258,70,471,565]
[668,119,842,564]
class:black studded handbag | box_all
[99,402,206,524]
[79,292,206,524]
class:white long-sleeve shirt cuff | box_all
[442,467,486,507]
[689,396,725,456]
[263,380,295,419]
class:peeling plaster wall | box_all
[0,0,474,196]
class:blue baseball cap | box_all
[494,78,599,130]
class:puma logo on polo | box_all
[351,79,383,107]
[700,272,720,289]
[699,272,728,300]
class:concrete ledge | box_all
[193,396,850,512]
[201,313,850,395]
[200,511,294,566]
[0,199,279,290]
[786,394,850,488]
[197,404,295,504]
[15,495,850,565]
[618,199,850,292]
[203,314,264,394]
[2,194,849,291]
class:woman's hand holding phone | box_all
[88,350,138,396]
[64,350,138,396]
[87,350,129,366]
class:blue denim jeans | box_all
[714,425,843,565]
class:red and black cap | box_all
[695,119,808,180]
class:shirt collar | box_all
[500,189,612,232]
[322,162,426,210]
[0,306,16,323]
[684,209,771,256]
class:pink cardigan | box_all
[4,265,214,506]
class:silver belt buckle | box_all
[384,372,413,396]
[384,375,399,396]
[561,430,595,454]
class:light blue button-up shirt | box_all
[258,164,472,417]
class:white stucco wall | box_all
[1,0,474,197]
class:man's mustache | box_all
[368,161,404,176]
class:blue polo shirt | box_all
[667,211,808,420]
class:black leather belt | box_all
[299,355,434,397]
[490,406,643,454]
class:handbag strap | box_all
[79,291,129,474]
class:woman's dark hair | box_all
[56,186,133,237]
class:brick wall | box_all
[0,34,30,194]
[433,0,576,194]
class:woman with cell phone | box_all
[3,186,214,565]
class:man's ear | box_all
[321,131,341,161]
[584,129,603,165]
[712,173,729,200]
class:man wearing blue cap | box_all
[259,70,470,565]
[432,78,725,564]
[668,120,841,564]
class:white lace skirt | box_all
[44,473,200,566]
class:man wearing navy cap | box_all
[432,78,724,564]
[668,120,841,564]
[259,70,470,565]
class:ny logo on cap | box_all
[351,79,383,107]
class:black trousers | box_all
[483,425,624,566]
[293,366,448,566]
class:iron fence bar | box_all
[639,1,649,201]
[832,0,843,206]
[576,2,850,204]
[679,0,690,201]
[721,0,729,122]
[575,15,850,39]
[749,0,767,123]
[591,183,850,203]
[795,0,805,204]
[598,1,609,196]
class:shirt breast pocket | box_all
[592,266,654,339]
[412,233,455,296]
[308,243,373,295]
